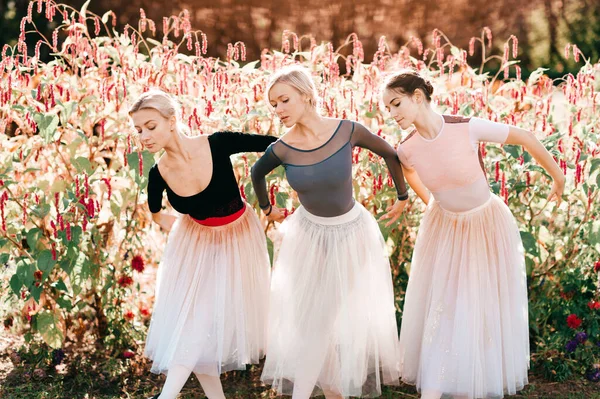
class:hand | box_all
[265,206,287,223]
[547,175,565,206]
[379,199,407,227]
[162,214,177,232]
[153,212,176,233]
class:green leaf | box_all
[590,158,600,177]
[527,68,549,86]
[9,274,22,296]
[50,180,67,193]
[0,253,9,265]
[37,250,56,273]
[101,10,112,24]
[36,311,64,349]
[16,259,35,288]
[275,192,289,208]
[26,228,42,251]
[520,230,539,257]
[35,114,60,144]
[127,150,155,188]
[541,132,561,144]
[504,145,521,158]
[56,296,72,310]
[243,181,256,204]
[450,46,462,58]
[525,257,535,275]
[241,60,260,72]
[69,225,82,246]
[72,157,93,174]
[146,38,163,47]
[51,279,68,292]
[57,100,77,126]
[31,284,43,302]
[110,201,121,218]
[80,0,91,19]
[266,236,274,265]
[60,249,84,276]
[31,203,51,218]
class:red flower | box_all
[594,261,600,273]
[567,314,582,329]
[34,270,43,281]
[588,301,600,310]
[123,350,135,359]
[124,311,135,321]
[118,275,133,288]
[131,255,145,273]
[140,308,151,317]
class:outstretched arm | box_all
[250,146,286,222]
[215,131,278,155]
[505,126,565,204]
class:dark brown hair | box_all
[383,70,434,102]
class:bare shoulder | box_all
[323,117,343,127]
[279,125,301,146]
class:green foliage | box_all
[0,0,598,384]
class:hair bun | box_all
[424,80,434,95]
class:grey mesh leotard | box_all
[251,120,408,217]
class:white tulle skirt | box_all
[261,202,400,397]
[399,194,529,398]
[144,204,271,376]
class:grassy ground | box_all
[1,334,598,399]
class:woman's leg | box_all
[323,389,344,399]
[194,373,226,399]
[157,364,192,399]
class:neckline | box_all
[279,120,344,152]
[155,139,214,198]
[416,114,445,142]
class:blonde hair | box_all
[266,66,319,108]
[128,88,181,120]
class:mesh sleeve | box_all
[250,145,283,209]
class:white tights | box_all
[157,364,225,399]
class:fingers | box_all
[546,189,562,208]
[385,212,401,227]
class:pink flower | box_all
[594,261,600,273]
[567,314,582,329]
[123,350,135,358]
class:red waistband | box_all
[192,206,246,226]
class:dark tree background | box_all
[1,0,599,76]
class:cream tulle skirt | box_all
[144,204,271,376]
[261,202,400,397]
[399,195,529,398]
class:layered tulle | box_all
[399,195,529,398]
[261,202,400,397]
[144,204,271,376]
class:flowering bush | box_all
[1,0,599,382]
